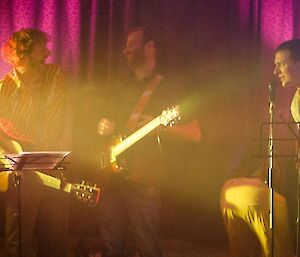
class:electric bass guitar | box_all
[97,105,180,171]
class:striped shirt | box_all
[0,64,67,151]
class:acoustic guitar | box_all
[0,142,100,207]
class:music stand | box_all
[258,120,299,256]
[1,151,70,257]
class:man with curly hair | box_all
[0,28,69,257]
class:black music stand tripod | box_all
[268,83,276,257]
[1,151,70,257]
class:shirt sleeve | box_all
[38,65,67,149]
[0,79,33,143]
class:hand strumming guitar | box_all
[97,118,115,136]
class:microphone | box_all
[268,80,277,104]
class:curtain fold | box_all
[0,0,299,84]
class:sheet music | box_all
[4,151,70,171]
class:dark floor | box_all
[0,192,229,257]
[0,237,229,257]
[67,238,229,257]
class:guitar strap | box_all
[125,74,163,130]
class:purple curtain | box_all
[0,0,298,80]
[1,0,299,123]
[0,0,299,85]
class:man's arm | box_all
[0,139,23,154]
[166,119,201,143]
[0,140,23,192]
[0,77,34,148]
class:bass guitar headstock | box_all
[160,105,180,126]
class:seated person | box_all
[220,145,294,257]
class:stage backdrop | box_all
[1,0,300,246]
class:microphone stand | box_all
[278,114,300,256]
[296,121,300,257]
[14,172,23,257]
[268,82,276,257]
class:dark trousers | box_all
[5,172,69,257]
[98,179,162,257]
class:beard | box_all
[28,57,46,69]
[127,48,145,69]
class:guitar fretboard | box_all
[112,116,161,158]
[30,171,72,193]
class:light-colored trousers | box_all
[220,177,294,257]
